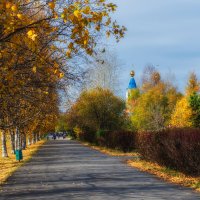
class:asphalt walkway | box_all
[0,140,199,200]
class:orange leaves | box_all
[48,1,55,10]
[74,10,82,19]
[5,2,12,9]
[95,25,100,31]
[5,2,18,12]
[54,69,58,74]
[27,30,37,41]
[68,42,74,49]
[52,68,64,79]
[83,39,88,46]
[17,14,23,20]
[11,5,18,12]
[61,13,65,19]
[59,72,64,79]
[66,50,71,58]
[82,6,90,14]
[32,66,37,73]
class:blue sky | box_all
[109,0,200,96]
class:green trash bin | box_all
[15,150,23,161]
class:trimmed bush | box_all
[99,131,136,152]
[137,128,200,175]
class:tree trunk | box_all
[32,133,36,144]
[38,132,41,141]
[2,130,8,157]
[27,135,32,146]
[9,130,15,154]
[22,133,26,150]
[19,130,22,150]
[15,127,20,150]
[35,133,39,142]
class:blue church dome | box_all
[128,71,137,89]
[128,77,137,89]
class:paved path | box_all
[0,140,200,200]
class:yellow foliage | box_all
[61,13,65,19]
[0,0,125,139]
[66,50,71,58]
[74,10,82,19]
[48,1,55,10]
[32,66,37,73]
[11,5,18,12]
[73,127,83,139]
[27,30,37,41]
[83,6,90,14]
[131,82,180,131]
[17,13,23,20]
[59,72,64,79]
[185,72,200,96]
[6,2,12,9]
[170,97,192,127]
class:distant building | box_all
[126,71,138,114]
[126,70,137,100]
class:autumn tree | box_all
[66,87,125,135]
[0,0,126,157]
[170,97,192,128]
[141,65,161,92]
[131,68,180,131]
[170,72,199,128]
[83,50,122,94]
[186,72,200,95]
[55,114,68,132]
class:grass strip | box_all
[81,141,140,156]
[127,159,200,192]
[0,140,46,185]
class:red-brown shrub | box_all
[100,131,136,152]
[137,128,200,175]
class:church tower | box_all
[126,70,137,100]
[126,70,138,114]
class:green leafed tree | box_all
[189,92,200,128]
[55,114,69,132]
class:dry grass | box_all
[81,141,140,157]
[0,139,46,185]
[128,159,200,192]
